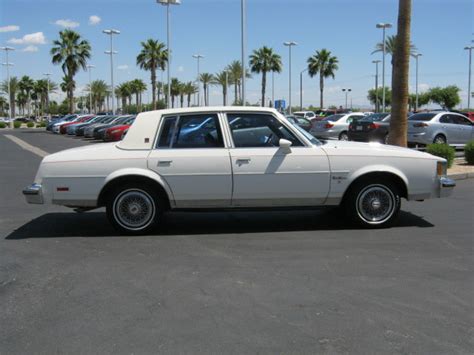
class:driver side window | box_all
[227,113,303,148]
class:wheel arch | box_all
[97,168,174,209]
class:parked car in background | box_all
[407,111,473,147]
[66,115,100,135]
[59,115,93,134]
[84,116,124,138]
[286,115,312,131]
[23,107,455,234]
[293,111,316,120]
[46,115,70,131]
[310,112,366,140]
[94,115,134,140]
[51,115,79,133]
[76,115,113,137]
[466,112,474,122]
[348,113,391,143]
[103,116,136,142]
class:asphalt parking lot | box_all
[1,130,473,354]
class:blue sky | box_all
[1,0,473,108]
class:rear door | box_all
[451,114,474,144]
[147,113,232,208]
[439,114,458,143]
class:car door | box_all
[451,114,474,144]
[439,114,458,143]
[225,113,330,207]
[147,113,232,208]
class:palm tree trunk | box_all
[136,93,140,112]
[204,84,208,106]
[234,84,238,105]
[222,86,226,106]
[151,67,157,110]
[261,71,267,107]
[388,0,411,147]
[319,70,324,109]
[69,87,74,113]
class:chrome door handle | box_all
[157,160,172,166]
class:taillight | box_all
[414,122,429,127]
[324,123,334,129]
[369,123,380,129]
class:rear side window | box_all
[439,115,453,124]
[408,113,436,121]
[156,114,224,149]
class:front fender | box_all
[349,164,409,188]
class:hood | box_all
[321,140,442,161]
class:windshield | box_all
[322,114,344,122]
[408,113,437,121]
[292,124,321,145]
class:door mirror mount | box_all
[279,138,293,152]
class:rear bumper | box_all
[23,183,44,204]
[348,130,385,142]
[408,132,432,145]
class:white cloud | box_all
[8,32,46,45]
[117,65,128,70]
[177,66,184,73]
[22,45,39,52]
[0,25,20,33]
[89,15,101,25]
[53,19,80,28]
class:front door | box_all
[225,113,330,207]
[147,113,232,208]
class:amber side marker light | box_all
[437,161,447,176]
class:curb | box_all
[448,172,474,181]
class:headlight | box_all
[437,161,447,176]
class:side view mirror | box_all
[279,138,292,149]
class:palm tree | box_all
[60,76,76,111]
[1,77,19,117]
[249,46,282,107]
[307,49,339,109]
[87,80,109,112]
[213,71,230,105]
[0,96,8,116]
[18,76,35,116]
[199,73,214,106]
[388,0,412,147]
[170,78,181,108]
[17,92,28,115]
[34,79,57,115]
[136,39,168,110]
[129,79,147,112]
[183,81,197,107]
[226,60,251,104]
[372,34,417,57]
[51,29,91,113]
[115,84,129,113]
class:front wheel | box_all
[343,180,401,228]
[106,183,162,235]
[339,131,349,141]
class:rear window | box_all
[362,113,389,122]
[408,113,436,121]
[322,114,344,122]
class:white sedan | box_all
[23,107,455,234]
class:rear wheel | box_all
[433,134,446,144]
[383,133,389,145]
[106,183,162,235]
[343,179,401,228]
[339,131,349,141]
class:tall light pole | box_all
[43,73,52,117]
[412,53,422,111]
[158,0,181,109]
[465,46,473,109]
[192,54,204,106]
[300,67,308,111]
[376,23,392,112]
[241,0,246,106]
[372,60,381,112]
[284,41,297,114]
[225,70,229,106]
[1,46,15,128]
[103,29,120,114]
[342,88,351,110]
[86,64,95,114]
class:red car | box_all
[59,115,93,134]
[103,124,132,141]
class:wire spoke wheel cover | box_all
[112,189,156,231]
[356,184,396,224]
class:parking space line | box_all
[4,134,49,158]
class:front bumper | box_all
[23,183,44,204]
[438,176,455,198]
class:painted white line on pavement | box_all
[4,134,49,158]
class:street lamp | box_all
[300,67,308,111]
[376,22,392,112]
[86,64,95,114]
[103,29,120,114]
[192,54,204,106]
[43,73,52,117]
[1,46,15,128]
[342,88,351,110]
[157,0,181,109]
[241,0,246,106]
[412,53,422,111]
[284,41,297,113]
[465,46,473,109]
[372,60,381,112]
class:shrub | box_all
[464,140,474,165]
[38,121,47,128]
[426,143,455,168]
[26,121,35,128]
[13,121,22,129]
[0,122,6,129]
